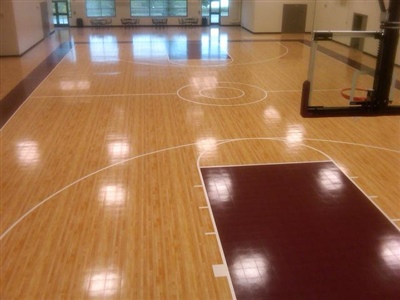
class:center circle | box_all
[176,82,268,106]
[199,87,245,100]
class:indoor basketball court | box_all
[1,4,400,299]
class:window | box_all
[86,0,115,17]
[130,0,187,17]
[201,0,229,17]
[221,0,229,16]
[201,0,209,17]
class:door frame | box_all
[209,0,221,25]
[52,1,69,27]
[350,13,368,51]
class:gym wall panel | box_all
[0,1,19,55]
[241,0,314,33]
[313,0,400,65]
[0,0,53,56]
[13,1,44,54]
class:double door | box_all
[52,1,69,26]
[210,0,220,25]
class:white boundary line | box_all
[176,81,268,107]
[200,160,332,169]
[196,141,237,300]
[1,137,399,241]
[1,136,399,299]
[30,92,176,99]
[0,46,73,131]
[0,142,196,240]
[195,138,399,300]
[2,41,286,130]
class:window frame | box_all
[86,0,116,17]
[130,0,188,17]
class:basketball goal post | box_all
[301,0,400,117]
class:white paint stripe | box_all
[0,142,197,240]
[30,92,176,99]
[199,206,209,209]
[200,160,331,169]
[304,138,400,153]
[205,232,216,235]
[2,137,398,240]
[212,264,229,278]
[392,218,400,222]
[176,81,268,107]
[197,141,238,300]
[0,45,72,131]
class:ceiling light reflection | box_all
[380,237,400,271]
[196,137,217,153]
[84,268,124,297]
[215,170,233,202]
[16,140,40,166]
[231,250,270,287]
[285,124,305,144]
[99,184,127,210]
[107,135,130,163]
[317,166,344,192]
[264,106,281,121]
[59,80,90,91]
[89,35,119,62]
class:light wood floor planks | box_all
[1,26,399,299]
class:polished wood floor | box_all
[1,26,399,299]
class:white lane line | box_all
[30,92,177,99]
[2,137,398,240]
[212,264,229,278]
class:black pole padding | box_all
[371,0,400,111]
[300,80,311,117]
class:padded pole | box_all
[371,0,400,110]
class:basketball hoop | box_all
[340,88,369,102]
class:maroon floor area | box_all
[0,42,72,129]
[201,161,400,299]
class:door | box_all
[210,0,220,25]
[52,1,69,26]
[281,4,307,33]
[41,2,51,36]
[350,14,368,51]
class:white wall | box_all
[0,0,53,56]
[313,0,400,65]
[0,1,19,55]
[13,1,45,54]
[241,0,315,33]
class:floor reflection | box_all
[84,266,124,297]
[16,140,40,167]
[89,35,119,62]
[86,30,230,62]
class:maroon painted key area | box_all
[201,162,400,299]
